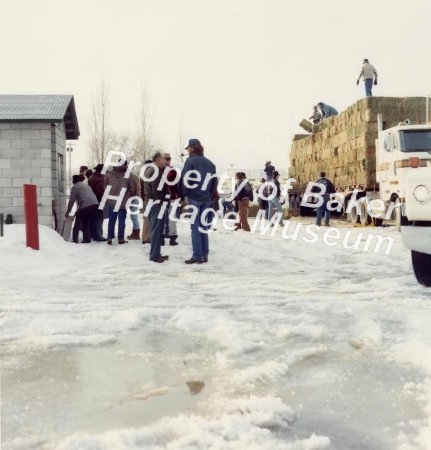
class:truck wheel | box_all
[349,205,360,224]
[394,198,409,231]
[300,205,310,217]
[411,251,431,287]
[360,200,372,226]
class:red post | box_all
[23,184,40,250]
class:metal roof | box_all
[0,95,80,139]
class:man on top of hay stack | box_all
[318,102,338,119]
[357,58,378,97]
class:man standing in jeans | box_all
[163,152,181,246]
[313,171,336,227]
[357,58,378,97]
[181,139,217,264]
[143,151,169,263]
[104,161,138,245]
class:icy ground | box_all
[1,217,430,450]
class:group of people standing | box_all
[65,57,375,259]
[259,161,285,225]
[221,162,286,232]
[66,138,218,265]
[139,139,218,264]
[66,147,338,264]
[65,164,107,244]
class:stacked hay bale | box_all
[289,97,428,192]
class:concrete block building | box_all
[0,95,79,229]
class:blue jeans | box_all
[221,198,234,215]
[365,79,373,97]
[108,208,127,240]
[163,203,178,237]
[130,205,140,230]
[316,196,330,226]
[268,196,283,221]
[148,203,164,261]
[163,207,169,235]
[188,199,212,261]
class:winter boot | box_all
[127,229,141,240]
[169,235,178,246]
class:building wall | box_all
[0,122,67,229]
[51,123,67,230]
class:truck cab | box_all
[376,121,431,230]
[388,124,431,286]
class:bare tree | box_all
[129,85,155,163]
[113,131,130,155]
[177,115,187,163]
[88,80,112,165]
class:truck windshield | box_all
[400,129,431,152]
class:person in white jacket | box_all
[357,58,378,97]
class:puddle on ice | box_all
[274,346,426,449]
[1,329,214,449]
[1,327,427,450]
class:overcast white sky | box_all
[1,0,430,173]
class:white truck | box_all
[399,147,431,287]
[296,117,431,231]
[375,115,431,286]
[289,97,431,228]
[372,117,431,231]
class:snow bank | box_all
[1,219,430,449]
[55,396,328,450]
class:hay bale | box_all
[288,96,427,191]
[299,119,314,133]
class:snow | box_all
[1,217,430,450]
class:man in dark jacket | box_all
[233,172,253,231]
[257,178,269,219]
[66,175,99,243]
[144,151,170,263]
[88,164,107,241]
[314,171,336,226]
[268,171,284,226]
[264,161,275,181]
[180,138,217,264]
[140,159,153,245]
[104,161,138,245]
[318,102,338,119]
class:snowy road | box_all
[1,219,430,449]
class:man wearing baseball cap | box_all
[181,138,218,264]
